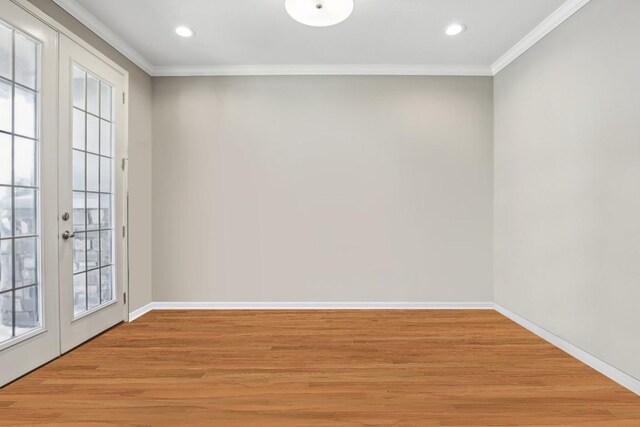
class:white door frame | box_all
[0,0,129,386]
[10,0,129,324]
[58,34,128,353]
[0,0,59,387]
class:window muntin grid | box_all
[0,21,41,345]
[71,64,115,317]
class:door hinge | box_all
[122,225,126,238]
[122,92,126,104]
[123,292,127,304]
[121,158,127,170]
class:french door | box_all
[0,1,128,386]
[58,34,127,353]
[0,1,59,386]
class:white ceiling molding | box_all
[152,64,493,77]
[52,0,589,78]
[51,0,155,74]
[491,0,592,75]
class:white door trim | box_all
[11,0,128,76]
[57,34,128,352]
[10,0,132,323]
[0,0,60,387]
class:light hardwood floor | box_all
[1,310,639,426]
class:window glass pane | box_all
[14,237,37,287]
[86,193,99,230]
[1,22,42,341]
[100,157,111,193]
[100,230,111,267]
[14,137,36,187]
[73,273,86,316]
[86,231,99,270]
[14,286,39,334]
[100,194,111,229]
[0,186,11,238]
[86,74,99,116]
[73,232,85,274]
[73,108,85,150]
[0,23,11,80]
[71,65,116,317]
[100,120,112,157]
[14,187,36,236]
[73,150,85,191]
[0,240,12,292]
[87,153,99,192]
[0,133,11,185]
[72,66,85,110]
[100,266,112,303]
[86,114,99,154]
[14,33,37,90]
[0,291,13,343]
[0,80,11,133]
[73,192,85,232]
[100,82,112,121]
[14,86,36,138]
[87,269,100,310]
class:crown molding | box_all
[51,0,590,77]
[152,64,493,77]
[51,0,154,75]
[48,0,490,77]
[491,0,592,75]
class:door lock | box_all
[62,230,76,240]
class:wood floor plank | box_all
[0,310,638,426]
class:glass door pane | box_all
[70,64,115,318]
[0,21,41,345]
[58,34,125,355]
[1,1,59,387]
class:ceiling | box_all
[52,0,587,76]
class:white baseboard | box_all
[148,301,494,310]
[128,302,154,321]
[129,301,493,319]
[495,304,640,397]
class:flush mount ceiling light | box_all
[444,23,466,36]
[175,26,195,38]
[286,0,354,27]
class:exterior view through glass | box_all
[71,64,115,317]
[0,21,41,344]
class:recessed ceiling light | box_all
[175,26,195,38]
[444,23,466,36]
[286,0,354,27]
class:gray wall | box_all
[152,76,493,303]
[494,0,640,380]
[27,0,153,312]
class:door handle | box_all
[62,230,76,240]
